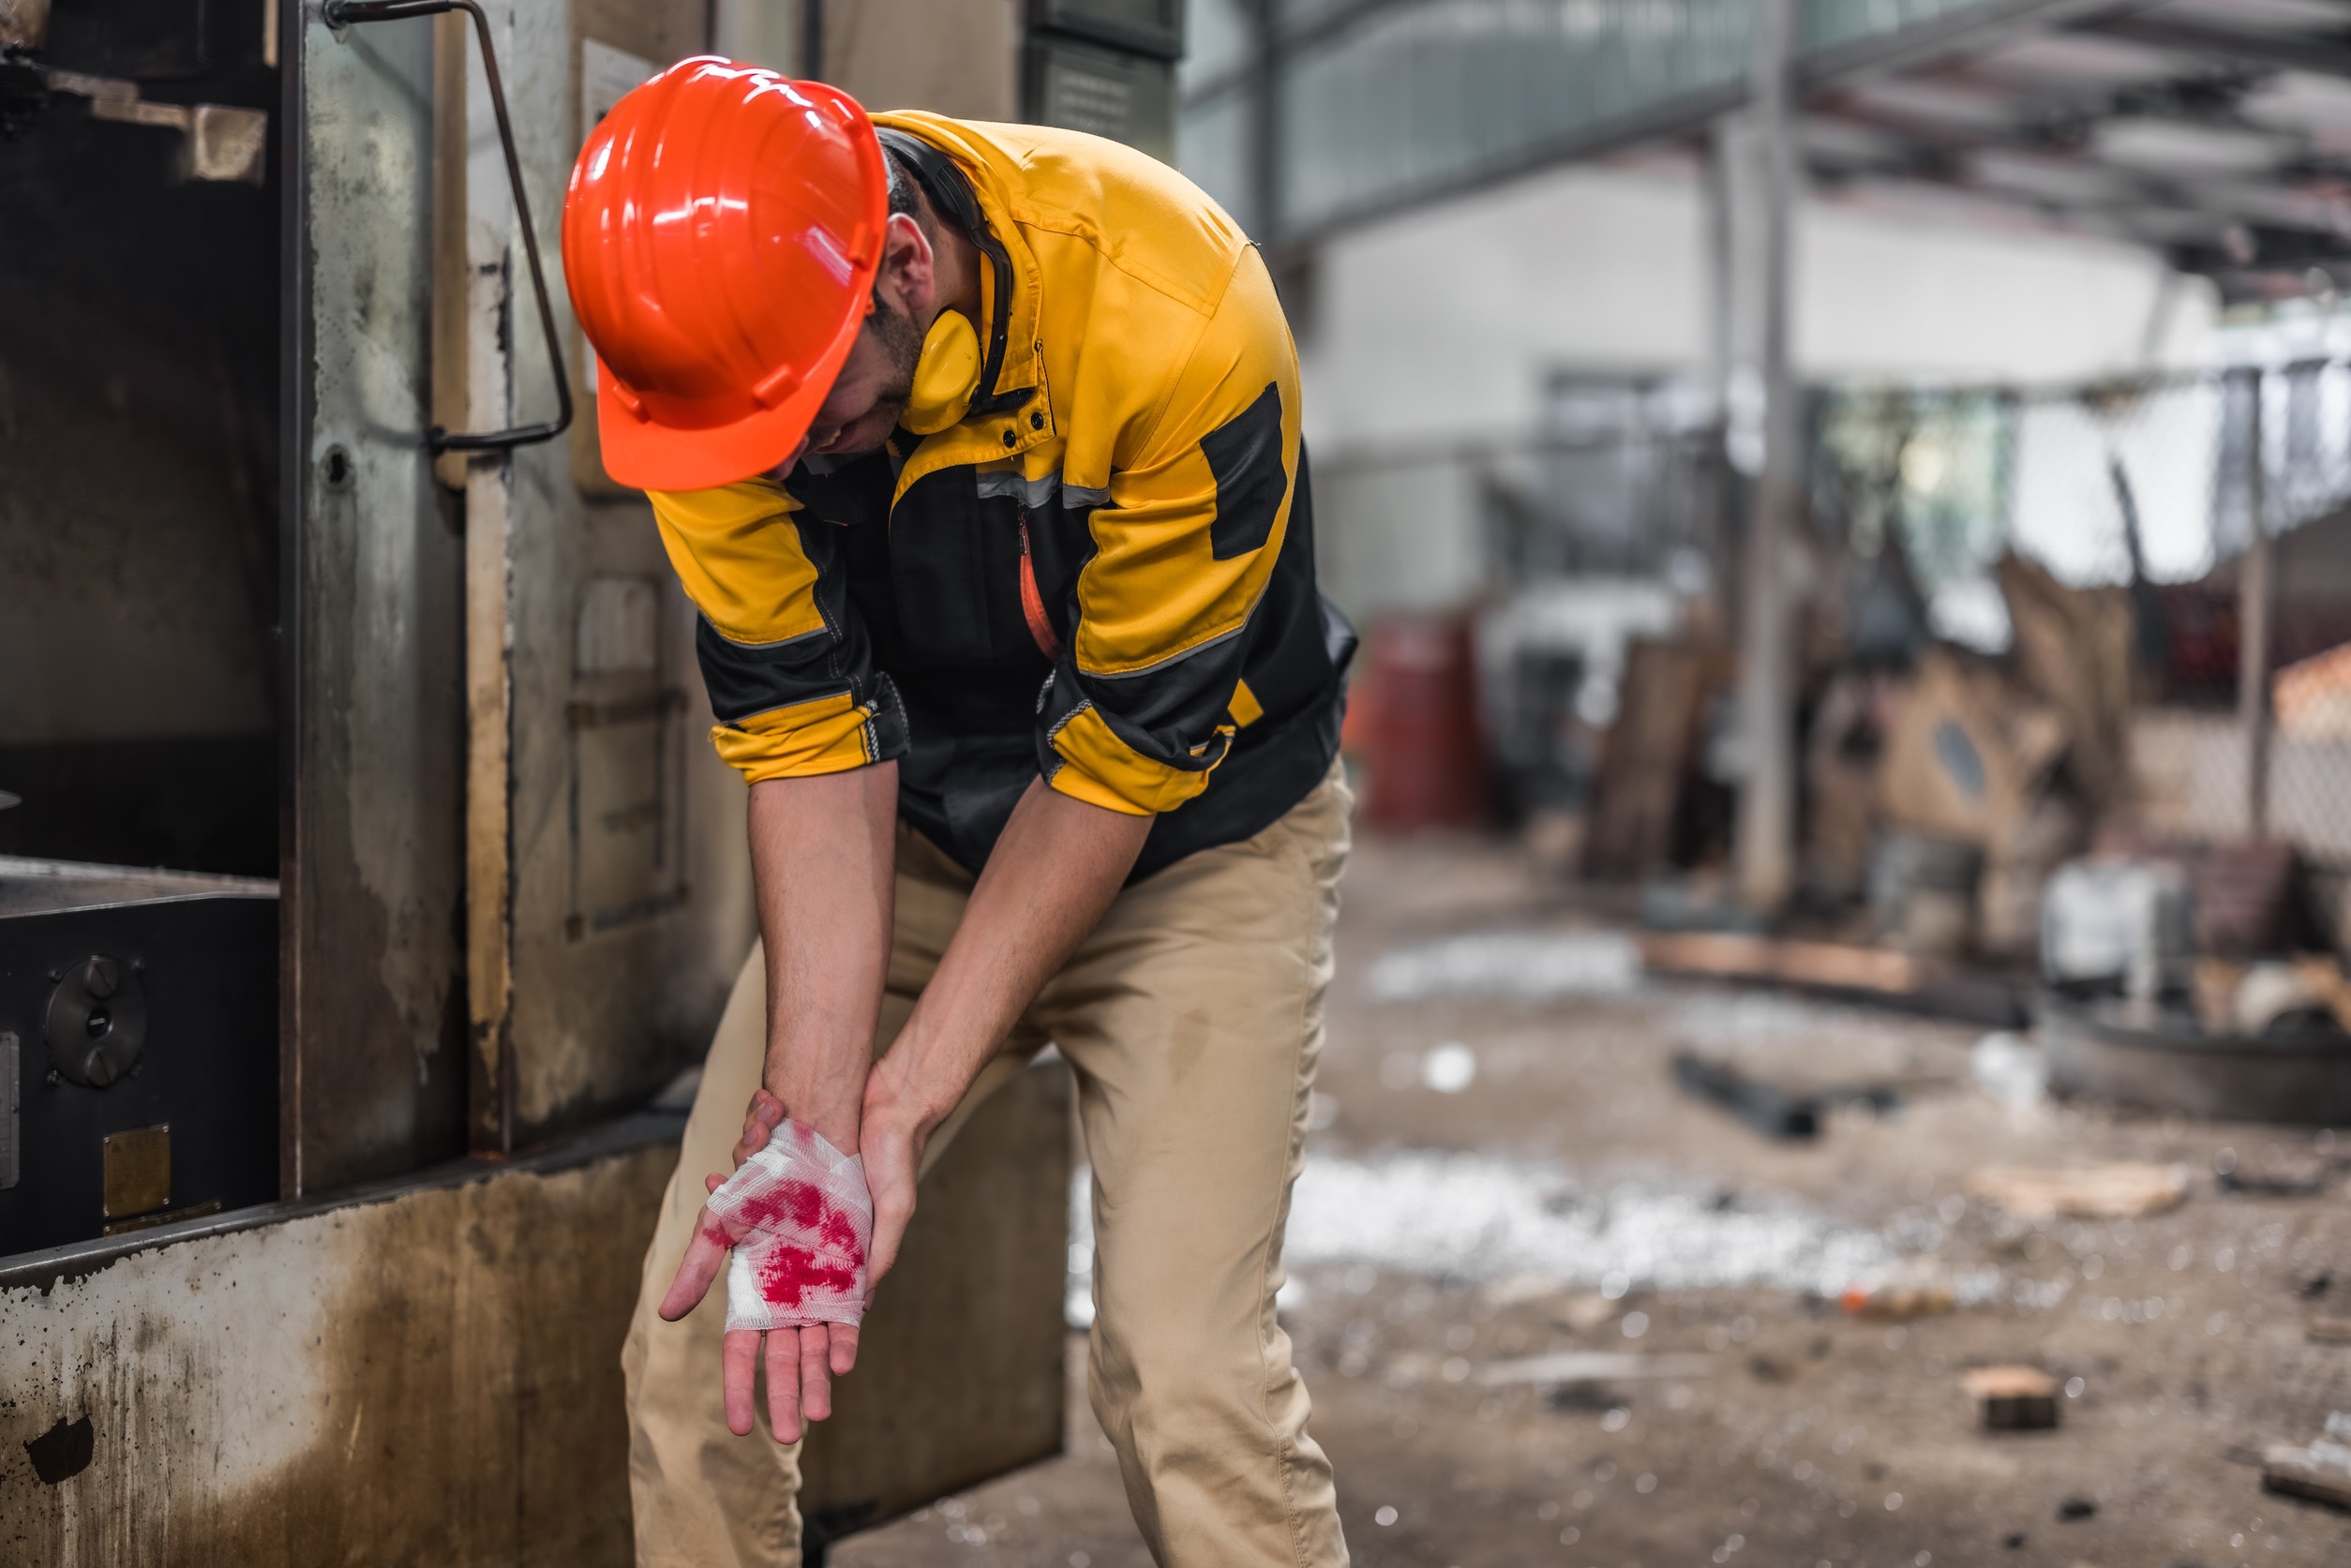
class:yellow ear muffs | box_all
[900,309,981,436]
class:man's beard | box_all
[844,297,923,450]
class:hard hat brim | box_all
[592,282,872,494]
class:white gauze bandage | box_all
[703,1119,873,1333]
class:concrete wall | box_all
[1287,158,2221,615]
[711,0,1022,118]
[822,0,1021,120]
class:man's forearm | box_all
[746,764,900,1153]
[865,776,1152,1137]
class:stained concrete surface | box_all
[834,834,2351,1568]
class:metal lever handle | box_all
[322,0,573,454]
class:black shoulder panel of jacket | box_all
[1203,381,1288,560]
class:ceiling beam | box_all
[2097,13,2351,83]
[1832,114,2351,236]
[1796,0,2158,95]
[1255,0,2162,251]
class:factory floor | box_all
[833,836,2351,1568]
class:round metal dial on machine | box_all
[45,954,149,1087]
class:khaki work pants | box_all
[621,766,1354,1568]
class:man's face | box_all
[795,301,924,462]
[774,211,935,472]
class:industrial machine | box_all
[0,861,279,1251]
[0,0,288,1254]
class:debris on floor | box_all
[1965,1160,2191,1221]
[1669,1051,1899,1139]
[1473,1350,1717,1387]
[1969,1029,2049,1112]
[1637,930,2027,1024]
[1379,1041,1479,1093]
[2213,1144,2338,1198]
[1365,929,1640,1002]
[1840,1259,1957,1320]
[1280,1151,1896,1295]
[1640,931,1916,995]
[2263,1413,2351,1512]
[857,840,2351,1568]
[1960,1365,2060,1431]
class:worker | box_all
[564,57,1355,1568]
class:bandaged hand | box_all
[701,1118,874,1333]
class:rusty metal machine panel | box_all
[286,1,471,1192]
[479,0,756,1157]
[292,0,753,1168]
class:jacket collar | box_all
[871,113,1054,462]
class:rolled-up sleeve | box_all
[650,480,907,784]
[1038,247,1300,816]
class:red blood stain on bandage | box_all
[757,1245,861,1307]
[734,1177,864,1307]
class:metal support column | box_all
[1700,121,1736,627]
[1246,0,1280,244]
[2239,367,2273,841]
[1732,0,1799,912]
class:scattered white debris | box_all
[1475,1351,1715,1387]
[1068,1150,1952,1328]
[1421,1042,1477,1093]
[1281,1151,1893,1297]
[1969,1031,2048,1112]
[1379,1043,1482,1093]
[1366,931,1641,1003]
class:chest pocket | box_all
[889,465,1050,672]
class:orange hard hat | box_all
[562,57,888,492]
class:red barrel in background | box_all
[1346,615,1490,830]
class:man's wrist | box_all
[863,1040,951,1141]
[759,1066,863,1153]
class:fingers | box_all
[723,1328,760,1437]
[724,1321,856,1444]
[657,1201,733,1322]
[731,1090,786,1168]
[765,1326,803,1444]
[800,1326,834,1424]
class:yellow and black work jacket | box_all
[648,113,1354,880]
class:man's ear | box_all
[874,212,937,320]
